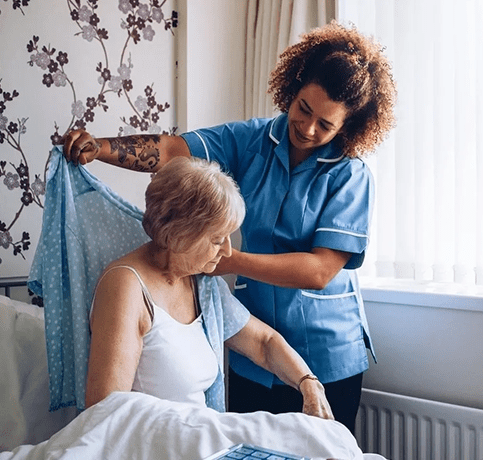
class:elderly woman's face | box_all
[287,83,347,157]
[181,229,233,274]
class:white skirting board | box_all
[355,388,483,460]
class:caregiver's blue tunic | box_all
[181,114,376,387]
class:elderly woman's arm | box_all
[85,269,151,408]
[225,315,334,420]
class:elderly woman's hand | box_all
[299,379,334,420]
[63,129,102,166]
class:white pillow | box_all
[0,295,77,452]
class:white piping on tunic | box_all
[268,119,280,145]
[301,290,357,300]
[193,131,210,161]
[234,283,247,290]
[268,117,344,162]
[317,155,345,163]
[235,283,357,299]
[315,227,367,238]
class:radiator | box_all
[355,389,483,460]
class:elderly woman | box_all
[86,155,333,419]
[64,21,396,432]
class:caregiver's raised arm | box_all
[63,129,190,172]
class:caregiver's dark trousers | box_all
[228,368,363,435]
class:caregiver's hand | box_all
[63,129,101,166]
[209,250,238,276]
[300,379,334,420]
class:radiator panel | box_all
[356,389,483,460]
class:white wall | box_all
[176,0,248,262]
[177,0,248,132]
[362,289,483,410]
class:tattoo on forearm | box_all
[108,135,161,171]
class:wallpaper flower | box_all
[0,0,178,275]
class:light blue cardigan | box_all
[29,146,249,412]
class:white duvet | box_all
[0,391,384,460]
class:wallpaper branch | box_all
[0,0,178,274]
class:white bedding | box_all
[1,391,379,460]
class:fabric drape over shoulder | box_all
[29,146,150,411]
[29,146,249,412]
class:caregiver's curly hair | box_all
[268,20,397,158]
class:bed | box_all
[0,284,386,460]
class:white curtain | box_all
[337,0,483,288]
[245,0,330,118]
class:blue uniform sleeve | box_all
[312,159,374,269]
[180,123,241,176]
[180,118,271,179]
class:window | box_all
[337,0,483,291]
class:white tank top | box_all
[96,266,219,407]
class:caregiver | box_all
[63,21,397,433]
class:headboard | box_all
[0,276,28,298]
[0,276,43,307]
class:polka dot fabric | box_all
[28,147,250,412]
[197,274,250,411]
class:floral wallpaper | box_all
[0,0,178,278]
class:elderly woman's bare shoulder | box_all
[94,254,152,311]
[91,261,153,335]
[100,245,150,281]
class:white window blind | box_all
[337,0,483,289]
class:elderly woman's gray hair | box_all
[143,156,246,252]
